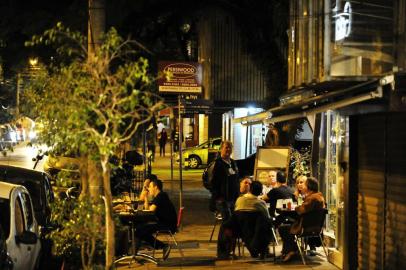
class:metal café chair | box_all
[209,211,222,242]
[293,208,329,265]
[152,207,185,259]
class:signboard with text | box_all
[180,99,213,115]
[158,61,203,94]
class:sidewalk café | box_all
[233,73,406,269]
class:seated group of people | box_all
[115,175,177,261]
[217,170,325,262]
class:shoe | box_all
[259,251,274,260]
[282,251,296,262]
[216,254,232,260]
[162,245,171,260]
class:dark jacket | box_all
[230,211,272,257]
[211,157,239,203]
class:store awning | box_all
[234,75,394,125]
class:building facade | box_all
[287,1,406,269]
[234,1,406,269]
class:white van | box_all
[0,181,41,270]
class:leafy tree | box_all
[0,80,15,124]
[23,23,163,269]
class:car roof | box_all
[0,181,18,199]
[0,165,48,183]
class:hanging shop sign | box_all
[158,61,203,94]
[180,98,213,115]
[334,1,352,41]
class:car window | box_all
[15,197,25,235]
[0,199,10,239]
[44,174,54,203]
[21,193,34,228]
[212,139,221,148]
[21,181,42,212]
[199,141,209,149]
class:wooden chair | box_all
[293,208,329,265]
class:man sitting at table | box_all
[260,171,295,218]
[235,181,270,219]
[135,178,177,260]
[233,181,272,258]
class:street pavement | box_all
[0,143,338,270]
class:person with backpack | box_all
[209,140,239,259]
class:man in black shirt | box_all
[136,178,177,260]
[262,171,295,217]
[210,140,239,259]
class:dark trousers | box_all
[216,200,235,258]
[147,144,155,161]
[173,141,179,152]
[159,142,166,156]
[135,222,167,252]
[278,224,298,255]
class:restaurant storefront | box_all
[233,0,406,268]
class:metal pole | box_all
[142,123,147,177]
[178,95,183,212]
[170,138,174,192]
[16,73,21,120]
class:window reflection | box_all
[331,0,394,76]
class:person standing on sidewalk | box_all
[159,128,168,157]
[171,126,179,153]
[146,124,157,162]
[210,140,239,259]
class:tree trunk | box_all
[87,159,102,199]
[88,0,105,58]
[101,155,115,269]
[79,156,89,198]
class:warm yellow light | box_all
[29,57,38,66]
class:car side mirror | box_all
[15,231,37,245]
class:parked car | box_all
[0,224,13,270]
[0,124,17,151]
[0,181,42,270]
[0,165,56,269]
[179,137,222,169]
[0,165,54,232]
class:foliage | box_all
[23,22,163,160]
[0,79,15,124]
[48,196,105,269]
[22,23,164,269]
[290,146,311,180]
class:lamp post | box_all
[16,57,39,120]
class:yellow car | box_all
[180,137,222,169]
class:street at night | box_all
[1,1,406,269]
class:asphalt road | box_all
[0,142,214,226]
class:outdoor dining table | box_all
[114,204,158,265]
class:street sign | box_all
[180,99,213,115]
[158,61,203,94]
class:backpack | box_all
[202,160,216,191]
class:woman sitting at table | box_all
[278,176,325,262]
[293,175,306,204]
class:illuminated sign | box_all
[334,2,352,41]
[158,61,202,94]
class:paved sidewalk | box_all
[115,151,339,269]
[116,222,338,270]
